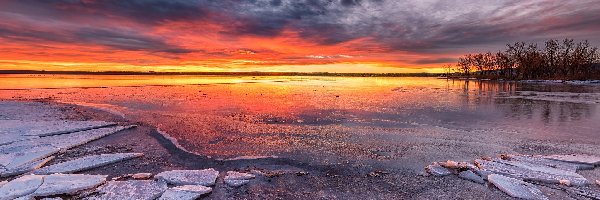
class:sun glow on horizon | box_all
[0,59,446,73]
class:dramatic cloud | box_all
[0,0,599,72]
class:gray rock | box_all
[22,121,117,137]
[475,159,589,186]
[158,185,212,200]
[1,126,136,155]
[224,171,255,187]
[225,171,255,180]
[32,174,107,196]
[543,154,600,166]
[474,169,493,180]
[0,175,44,200]
[131,173,153,180]
[155,169,219,186]
[1,156,54,177]
[425,163,452,176]
[4,147,59,169]
[86,180,167,200]
[224,179,250,187]
[35,153,143,175]
[37,125,136,151]
[458,170,485,184]
[0,135,37,146]
[0,154,14,168]
[0,143,54,155]
[0,120,116,137]
[510,155,594,172]
[488,174,548,200]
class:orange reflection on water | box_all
[1,75,598,160]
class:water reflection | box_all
[0,75,598,159]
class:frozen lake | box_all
[1,74,600,171]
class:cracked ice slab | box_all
[32,174,107,197]
[0,175,44,200]
[0,135,38,146]
[35,153,144,175]
[0,120,117,137]
[224,171,255,187]
[509,155,594,172]
[0,126,136,155]
[4,147,59,170]
[155,169,219,186]
[1,156,55,178]
[86,180,167,200]
[158,185,212,200]
[475,159,589,186]
[542,155,600,166]
[488,174,548,200]
[225,171,255,180]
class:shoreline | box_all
[444,77,600,85]
[2,95,600,199]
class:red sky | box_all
[1,0,599,73]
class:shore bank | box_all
[2,92,600,199]
[445,77,600,85]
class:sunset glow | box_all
[1,0,599,72]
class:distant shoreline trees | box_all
[452,39,600,80]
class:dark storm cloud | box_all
[1,0,599,54]
[75,28,193,53]
[413,58,457,65]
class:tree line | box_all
[450,39,600,80]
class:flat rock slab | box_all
[36,125,136,151]
[32,174,107,196]
[24,121,117,137]
[1,156,54,178]
[488,174,548,200]
[0,154,15,167]
[425,163,452,176]
[510,155,594,172]
[225,171,256,180]
[0,175,44,200]
[0,135,37,146]
[224,179,250,187]
[2,126,136,155]
[86,180,167,200]
[4,147,59,169]
[0,120,116,137]
[158,185,212,200]
[543,155,600,166]
[156,169,219,186]
[458,170,485,184]
[476,159,589,186]
[35,153,143,175]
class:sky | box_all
[1,0,599,73]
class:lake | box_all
[1,74,599,171]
